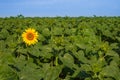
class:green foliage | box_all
[0,16,120,80]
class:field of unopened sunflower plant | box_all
[0,15,120,80]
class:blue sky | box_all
[0,0,120,17]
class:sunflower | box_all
[22,28,39,45]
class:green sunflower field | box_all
[0,16,120,80]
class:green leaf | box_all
[27,46,41,57]
[81,64,92,72]
[52,27,64,35]
[59,53,77,69]
[100,61,120,80]
[44,66,63,80]
[0,65,18,80]
[42,28,51,36]
[17,47,27,54]
[0,52,15,64]
[0,29,9,39]
[73,50,88,63]
[110,43,119,49]
[18,63,42,80]
[5,35,18,48]
[0,40,6,52]
[39,45,53,58]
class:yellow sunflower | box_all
[22,28,39,45]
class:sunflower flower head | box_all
[22,28,39,46]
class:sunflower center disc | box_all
[27,33,34,40]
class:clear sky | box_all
[0,0,120,17]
